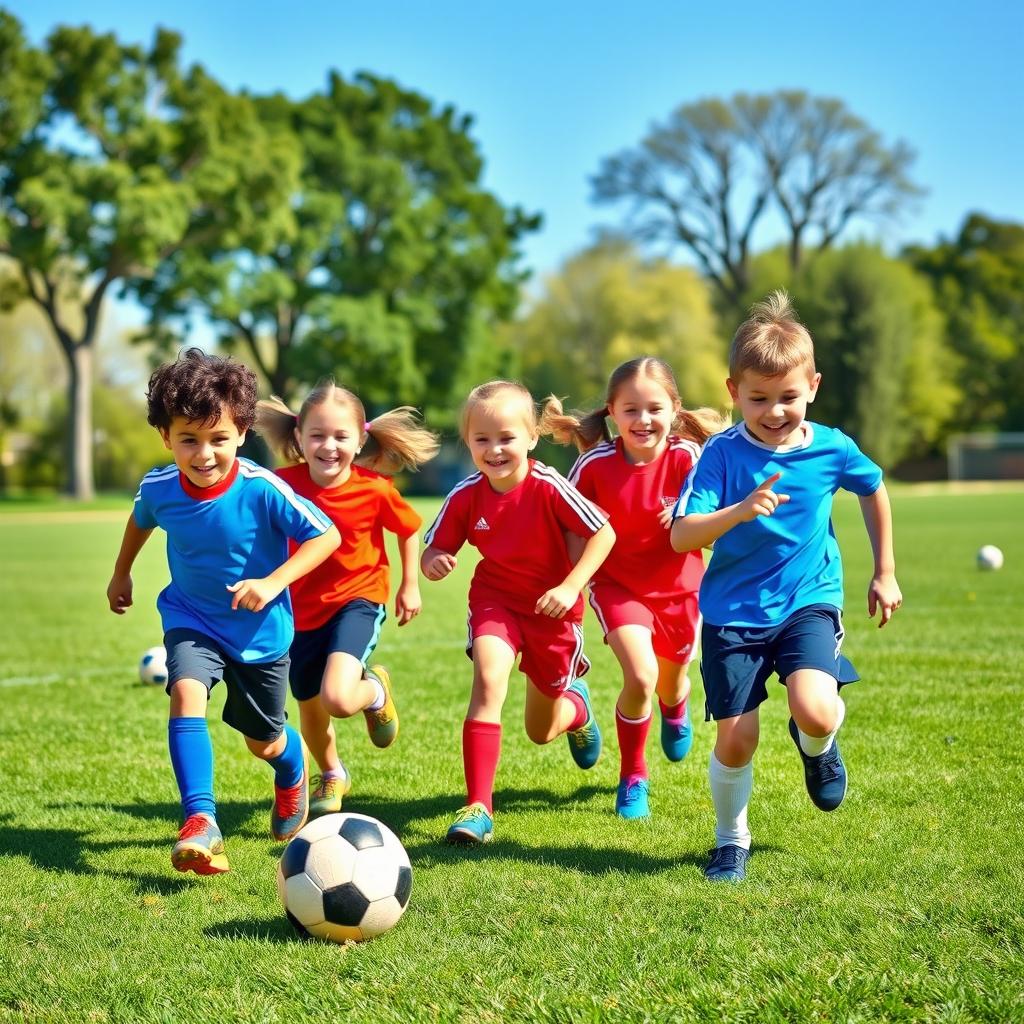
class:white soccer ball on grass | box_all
[976,545,1004,571]
[138,646,168,685]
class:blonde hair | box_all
[540,356,728,452]
[256,380,439,475]
[730,290,815,379]
[459,380,538,440]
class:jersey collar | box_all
[179,459,240,501]
[737,422,815,453]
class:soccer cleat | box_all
[615,775,651,819]
[309,765,353,818]
[171,813,229,875]
[271,739,310,842]
[788,717,848,812]
[703,844,749,883]
[660,703,693,762]
[364,665,399,748]
[565,679,602,769]
[445,802,494,846]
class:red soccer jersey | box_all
[424,459,607,619]
[277,463,422,631]
[569,436,704,600]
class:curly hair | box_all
[146,348,259,432]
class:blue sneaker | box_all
[615,775,650,819]
[704,844,749,883]
[660,704,693,762]
[445,802,494,846]
[788,717,848,812]
[565,680,602,769]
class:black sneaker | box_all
[788,717,848,811]
[703,844,749,883]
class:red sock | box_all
[563,688,588,732]
[659,696,688,721]
[616,708,651,780]
[463,720,501,813]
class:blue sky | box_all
[14,0,1024,280]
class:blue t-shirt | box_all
[677,422,882,628]
[133,457,333,662]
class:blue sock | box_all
[268,724,305,787]
[168,717,216,820]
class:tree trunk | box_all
[66,341,95,501]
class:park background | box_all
[1,4,1022,1023]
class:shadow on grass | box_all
[204,917,299,945]
[47,799,266,837]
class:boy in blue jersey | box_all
[671,292,902,884]
[106,349,340,875]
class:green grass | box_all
[0,490,1022,1023]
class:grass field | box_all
[1,488,1022,1023]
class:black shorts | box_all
[289,599,386,702]
[164,628,290,742]
[700,603,859,722]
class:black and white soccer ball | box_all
[138,646,168,686]
[278,812,412,942]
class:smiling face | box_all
[161,412,245,489]
[465,398,537,493]
[727,365,821,447]
[296,400,363,488]
[608,373,679,464]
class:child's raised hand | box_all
[423,551,457,581]
[868,572,902,628]
[395,583,422,626]
[535,583,577,619]
[227,577,284,613]
[738,472,790,522]
[106,573,133,614]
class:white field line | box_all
[0,666,127,688]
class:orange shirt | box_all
[277,463,422,631]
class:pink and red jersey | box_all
[424,459,607,619]
[569,436,704,600]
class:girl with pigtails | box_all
[257,382,439,816]
[542,357,727,819]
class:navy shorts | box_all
[164,628,290,741]
[289,598,386,702]
[699,603,859,722]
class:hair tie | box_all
[364,421,372,432]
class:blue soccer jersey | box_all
[676,422,883,628]
[133,457,333,662]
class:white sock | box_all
[797,695,846,757]
[709,751,752,851]
[365,673,386,712]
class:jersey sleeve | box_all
[567,453,595,499]
[679,438,725,517]
[132,475,159,529]
[380,482,422,538]
[543,467,607,538]
[263,475,334,542]
[838,432,884,496]
[423,481,471,554]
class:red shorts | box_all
[466,603,591,698]
[588,581,700,665]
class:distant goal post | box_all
[947,433,1024,480]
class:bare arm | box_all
[227,525,341,612]
[858,483,902,627]
[107,514,155,614]
[394,531,422,625]
[536,521,616,618]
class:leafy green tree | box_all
[0,13,297,497]
[134,73,538,422]
[905,213,1024,431]
[592,91,920,310]
[506,239,728,411]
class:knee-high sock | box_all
[709,750,752,851]
[463,719,501,813]
[798,695,846,757]
[268,723,305,787]
[616,709,651,780]
[168,717,216,821]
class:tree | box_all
[905,213,1024,431]
[591,91,921,309]
[133,72,539,421]
[0,13,297,497]
[505,239,728,412]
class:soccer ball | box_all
[138,646,168,686]
[278,812,412,943]
[977,545,1004,571]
